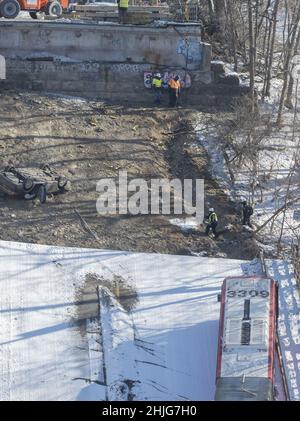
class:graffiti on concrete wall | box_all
[9,60,33,73]
[144,71,191,89]
[111,63,149,74]
[7,58,152,76]
[9,60,101,74]
[36,30,52,46]
[176,38,203,66]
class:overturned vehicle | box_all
[0,165,70,204]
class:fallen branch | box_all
[74,208,100,243]
[162,129,195,136]
[254,197,300,234]
[222,149,236,183]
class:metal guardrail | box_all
[291,243,300,288]
[259,249,290,401]
[259,250,267,276]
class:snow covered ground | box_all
[0,240,246,401]
[195,80,300,254]
[0,240,298,401]
[245,257,300,401]
[266,260,300,401]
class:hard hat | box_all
[209,207,214,212]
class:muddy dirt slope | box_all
[0,91,257,259]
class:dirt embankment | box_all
[0,91,257,259]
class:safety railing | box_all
[259,249,290,401]
[291,242,300,289]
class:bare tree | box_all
[227,0,238,71]
[207,0,215,24]
[215,0,226,34]
[248,0,256,112]
[285,27,300,108]
[277,3,300,125]
[263,0,280,98]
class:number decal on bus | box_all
[227,289,269,298]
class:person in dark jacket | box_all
[205,208,219,238]
[117,0,128,24]
[242,201,254,227]
[168,75,181,107]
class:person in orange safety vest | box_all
[168,75,181,107]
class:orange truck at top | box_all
[0,0,69,19]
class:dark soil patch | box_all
[74,271,138,336]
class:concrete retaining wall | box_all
[5,58,213,101]
[0,21,211,70]
[0,21,248,105]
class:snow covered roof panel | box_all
[0,240,246,401]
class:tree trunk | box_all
[207,0,215,23]
[264,0,280,97]
[227,0,238,71]
[262,14,273,99]
[215,0,226,35]
[285,27,300,109]
[248,0,256,113]
[277,5,300,125]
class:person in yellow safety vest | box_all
[152,73,163,104]
[117,0,129,24]
[168,75,181,107]
[205,207,219,238]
